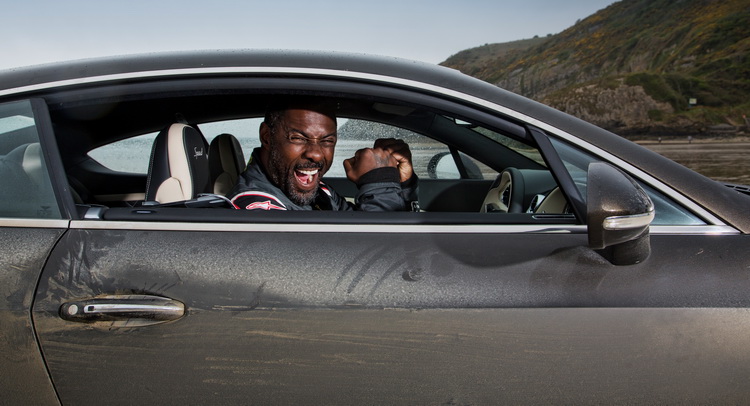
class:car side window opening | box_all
[0,100,62,219]
[80,103,574,217]
[73,95,570,218]
[548,136,705,226]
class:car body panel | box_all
[31,225,750,403]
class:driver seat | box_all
[145,123,211,204]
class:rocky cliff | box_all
[441,0,750,135]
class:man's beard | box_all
[267,143,321,206]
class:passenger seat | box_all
[145,123,211,203]
[208,133,246,195]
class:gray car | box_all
[1,50,749,405]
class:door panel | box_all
[33,226,750,404]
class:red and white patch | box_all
[245,200,286,210]
[231,191,287,210]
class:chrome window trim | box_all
[0,66,726,226]
[71,220,586,234]
[0,218,69,228]
[69,220,740,235]
[650,225,739,235]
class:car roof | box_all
[1,49,749,231]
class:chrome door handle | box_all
[60,295,185,327]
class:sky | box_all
[1,0,617,70]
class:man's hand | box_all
[373,138,414,183]
[343,147,398,183]
[343,138,415,184]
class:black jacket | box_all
[227,149,418,211]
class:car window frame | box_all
[35,75,727,228]
[0,98,75,222]
[31,98,78,220]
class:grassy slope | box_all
[441,0,750,133]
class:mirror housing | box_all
[587,162,654,265]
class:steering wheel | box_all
[480,167,525,213]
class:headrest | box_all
[21,143,45,187]
[209,133,246,195]
[145,123,210,203]
[1,142,58,218]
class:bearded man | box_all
[227,97,418,211]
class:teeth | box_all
[298,169,318,175]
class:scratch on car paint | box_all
[212,305,257,311]
[211,282,264,311]
[369,259,407,296]
[335,247,381,290]
[240,328,496,359]
[244,330,307,340]
[253,282,265,308]
[322,353,370,365]
[48,234,94,297]
[201,378,271,387]
[346,247,393,294]
[204,356,311,367]
[334,246,399,294]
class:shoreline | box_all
[631,135,750,145]
[632,137,750,184]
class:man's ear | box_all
[259,122,271,147]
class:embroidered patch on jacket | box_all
[245,200,286,210]
[231,191,287,210]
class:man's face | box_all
[261,108,337,206]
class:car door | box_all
[32,213,750,404]
[31,118,750,406]
[0,99,70,405]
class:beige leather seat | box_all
[145,123,211,203]
[18,142,45,186]
[208,133,245,195]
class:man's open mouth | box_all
[295,168,319,187]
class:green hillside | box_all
[442,0,750,135]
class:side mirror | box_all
[587,162,654,265]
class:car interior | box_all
[17,78,576,224]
